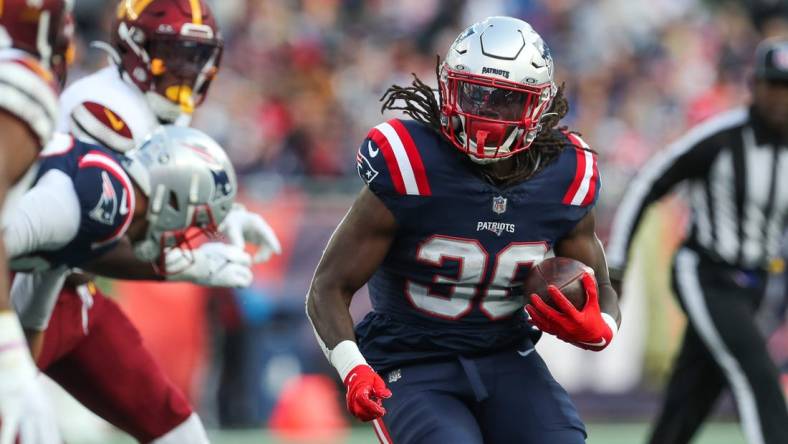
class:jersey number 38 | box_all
[406,235,548,320]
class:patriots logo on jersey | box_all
[356,150,379,184]
[88,171,119,225]
[476,221,516,236]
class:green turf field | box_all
[95,422,746,444]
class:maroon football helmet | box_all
[112,0,223,122]
[0,0,74,86]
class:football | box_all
[524,257,593,310]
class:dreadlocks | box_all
[379,57,574,186]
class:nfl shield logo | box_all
[492,196,507,214]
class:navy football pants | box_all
[372,347,586,444]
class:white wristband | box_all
[601,312,619,338]
[329,340,368,381]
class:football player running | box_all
[307,17,621,443]
[0,1,73,442]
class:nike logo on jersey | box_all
[368,141,379,158]
[578,338,607,348]
[103,108,126,132]
[517,348,535,357]
[387,369,401,383]
[119,189,129,216]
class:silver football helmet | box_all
[121,125,237,264]
[439,16,557,163]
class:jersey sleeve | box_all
[72,151,136,251]
[356,119,432,218]
[557,132,601,209]
[0,55,59,146]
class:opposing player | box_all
[307,17,620,443]
[0,1,73,441]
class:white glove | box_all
[220,204,281,264]
[0,312,60,444]
[165,242,253,288]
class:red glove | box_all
[343,364,392,422]
[525,272,616,351]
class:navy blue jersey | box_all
[34,136,135,267]
[354,119,601,371]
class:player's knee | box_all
[149,413,209,444]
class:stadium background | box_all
[51,0,787,442]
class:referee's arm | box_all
[606,129,718,285]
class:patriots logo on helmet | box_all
[89,171,119,225]
[211,169,233,198]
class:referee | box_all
[607,38,788,444]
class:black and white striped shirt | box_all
[607,107,788,274]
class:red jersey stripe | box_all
[388,119,431,196]
[562,144,587,205]
[368,128,407,195]
[581,152,599,206]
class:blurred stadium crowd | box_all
[58,0,787,432]
[70,0,786,185]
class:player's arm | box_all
[0,111,41,313]
[81,238,161,280]
[606,126,722,290]
[2,170,81,261]
[82,238,254,288]
[555,209,620,324]
[306,186,397,421]
[526,210,620,351]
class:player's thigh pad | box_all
[477,350,586,444]
[380,361,484,444]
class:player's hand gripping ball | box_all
[344,365,392,422]
[524,258,614,351]
[523,257,589,310]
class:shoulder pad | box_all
[357,118,432,196]
[0,56,59,145]
[74,150,136,249]
[59,67,158,152]
[70,101,136,152]
[558,131,600,207]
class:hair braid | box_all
[379,56,443,132]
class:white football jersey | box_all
[0,49,59,146]
[57,65,159,152]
